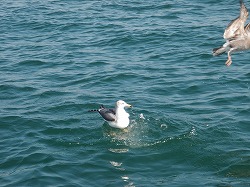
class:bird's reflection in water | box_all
[102,115,148,186]
[105,126,135,187]
[108,148,135,187]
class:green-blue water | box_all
[1,0,250,186]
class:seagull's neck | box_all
[115,107,129,118]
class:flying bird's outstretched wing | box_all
[244,23,250,35]
[223,0,249,40]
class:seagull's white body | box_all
[108,105,130,128]
[89,100,132,129]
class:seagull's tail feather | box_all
[88,105,105,112]
[213,46,227,56]
[88,109,99,112]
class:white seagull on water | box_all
[213,0,250,66]
[89,100,132,129]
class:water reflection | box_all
[108,148,129,153]
[108,147,135,187]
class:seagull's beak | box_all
[126,103,132,108]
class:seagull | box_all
[89,100,132,129]
[213,0,250,66]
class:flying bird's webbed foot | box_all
[225,48,235,66]
[225,57,232,66]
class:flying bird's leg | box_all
[225,56,232,66]
[225,48,235,66]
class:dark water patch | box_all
[0,84,37,101]
[180,84,202,94]
[0,84,37,93]
[0,116,44,129]
[18,60,47,66]
[219,157,250,178]
[42,126,83,137]
[8,60,51,78]
[34,90,70,99]
[86,60,110,67]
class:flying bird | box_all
[213,0,250,66]
[89,100,132,129]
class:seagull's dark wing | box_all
[89,105,116,122]
[98,106,116,122]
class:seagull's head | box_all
[116,100,132,109]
